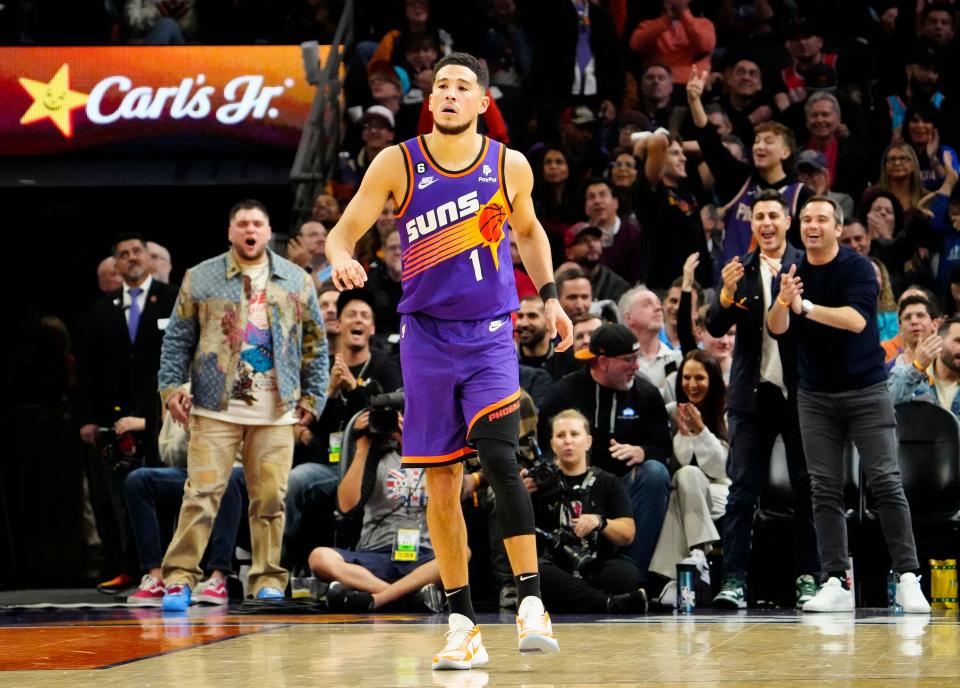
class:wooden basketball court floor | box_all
[0,606,957,687]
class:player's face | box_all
[339,300,375,350]
[516,300,548,346]
[751,200,790,254]
[429,65,489,136]
[550,417,592,467]
[800,200,842,253]
[229,208,271,263]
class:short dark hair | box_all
[573,312,604,326]
[898,294,937,320]
[556,267,591,294]
[802,194,844,225]
[939,315,960,336]
[336,287,377,320]
[583,177,613,199]
[111,232,147,256]
[752,188,790,213]
[229,199,270,223]
[433,52,489,90]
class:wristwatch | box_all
[801,299,814,316]
[597,515,608,532]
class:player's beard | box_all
[435,119,474,136]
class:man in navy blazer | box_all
[705,189,819,609]
[77,232,179,590]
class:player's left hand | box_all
[331,258,367,290]
[544,298,574,352]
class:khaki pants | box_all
[162,415,294,594]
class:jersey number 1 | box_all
[469,249,483,281]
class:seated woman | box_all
[649,350,730,607]
[528,410,648,614]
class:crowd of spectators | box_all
[19,0,960,611]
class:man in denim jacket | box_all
[157,199,328,609]
[888,316,960,419]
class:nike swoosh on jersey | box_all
[418,176,437,189]
[489,320,506,332]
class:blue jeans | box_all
[124,466,246,574]
[619,460,671,576]
[282,462,340,565]
[143,17,185,45]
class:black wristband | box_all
[303,265,313,274]
[539,282,558,301]
[597,515,608,532]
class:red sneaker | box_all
[127,574,165,607]
[196,576,229,605]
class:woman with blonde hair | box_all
[869,256,900,341]
[878,142,925,214]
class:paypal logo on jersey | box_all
[405,190,480,242]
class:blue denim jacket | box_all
[158,249,328,416]
[887,364,960,419]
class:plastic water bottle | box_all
[887,569,902,613]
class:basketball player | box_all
[327,52,572,670]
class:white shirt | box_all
[122,275,153,326]
[758,260,787,398]
[934,374,959,413]
[597,216,622,248]
[637,340,682,391]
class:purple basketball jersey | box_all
[394,135,520,320]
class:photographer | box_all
[525,410,648,614]
[308,398,444,613]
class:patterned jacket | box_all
[888,363,960,419]
[158,249,328,416]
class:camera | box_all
[96,427,140,471]
[519,434,564,503]
[368,390,404,437]
[536,527,598,575]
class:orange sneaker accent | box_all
[516,611,560,653]
[432,618,490,670]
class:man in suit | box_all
[77,232,179,592]
[705,189,820,609]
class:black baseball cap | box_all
[574,323,640,360]
[337,287,377,319]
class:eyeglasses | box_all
[611,160,636,169]
[885,155,912,163]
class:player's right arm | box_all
[326,145,405,290]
